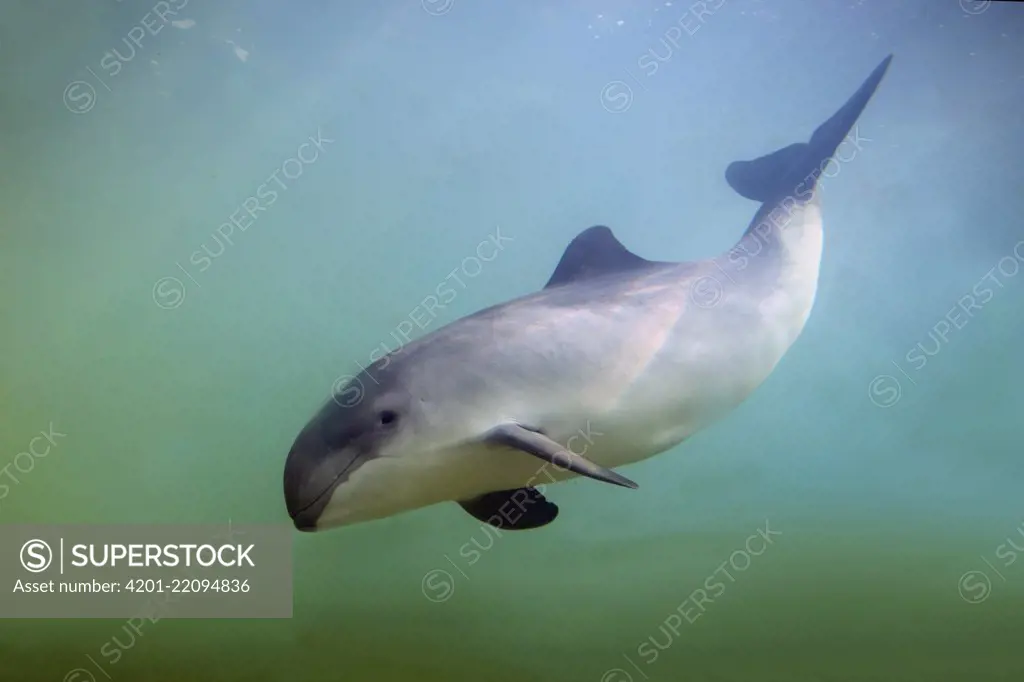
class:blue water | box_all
[2,0,1023,680]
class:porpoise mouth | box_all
[285,448,362,532]
[289,485,333,531]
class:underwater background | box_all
[2,0,1024,679]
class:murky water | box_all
[2,1,1023,680]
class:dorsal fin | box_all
[544,226,655,289]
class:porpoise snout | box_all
[283,440,326,531]
[283,427,359,532]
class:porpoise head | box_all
[282,341,499,532]
[284,362,413,531]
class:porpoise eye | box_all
[378,410,399,428]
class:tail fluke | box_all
[726,54,893,204]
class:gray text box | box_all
[0,524,292,618]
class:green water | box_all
[3,0,1024,680]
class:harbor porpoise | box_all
[284,55,893,532]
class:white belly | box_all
[572,198,826,470]
[430,216,823,501]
